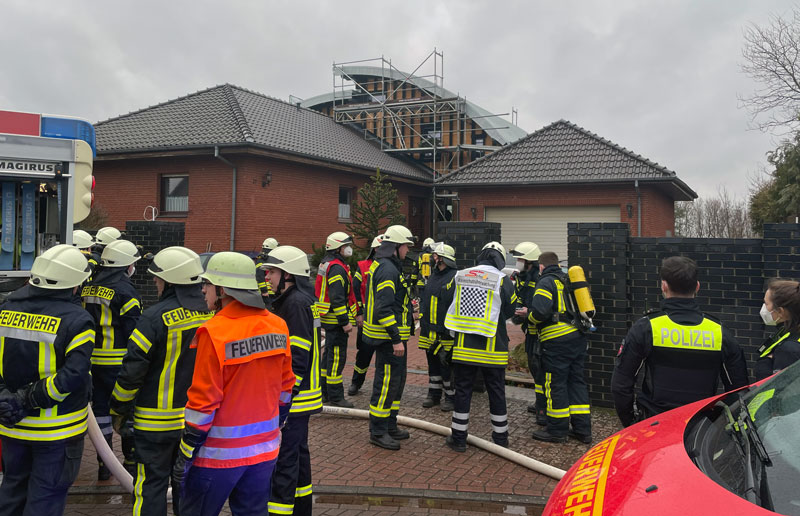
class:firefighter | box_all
[264,246,322,516]
[72,229,100,273]
[109,246,213,516]
[82,239,142,479]
[510,241,544,424]
[315,232,357,408]
[0,245,95,516]
[411,237,436,294]
[363,225,415,450]
[92,226,122,255]
[172,252,294,516]
[419,243,458,411]
[528,251,592,444]
[612,256,749,427]
[349,234,383,396]
[255,237,279,301]
[441,242,517,452]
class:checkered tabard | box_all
[459,286,487,318]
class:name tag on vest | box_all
[225,333,287,363]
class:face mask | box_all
[341,246,353,258]
[760,303,778,326]
[516,259,526,272]
[127,265,136,277]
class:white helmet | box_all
[511,241,541,262]
[423,238,435,248]
[202,252,259,290]
[433,243,456,263]
[30,244,91,289]
[72,230,94,250]
[95,227,122,246]
[482,241,507,257]
[262,238,279,250]
[383,225,415,245]
[148,246,204,285]
[101,240,141,267]
[265,246,310,277]
[371,234,385,249]
[326,232,353,251]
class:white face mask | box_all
[516,259,526,272]
[760,303,779,326]
[341,246,353,258]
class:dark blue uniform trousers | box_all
[180,459,276,516]
[269,414,312,516]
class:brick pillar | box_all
[125,221,186,308]
[436,221,501,268]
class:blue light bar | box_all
[40,116,97,156]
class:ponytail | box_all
[767,279,800,333]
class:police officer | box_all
[411,237,436,294]
[82,239,142,478]
[173,252,294,516]
[255,237,279,301]
[755,279,800,380]
[441,242,517,452]
[510,241,544,423]
[315,232,357,408]
[109,247,213,516]
[0,245,95,516]
[349,234,383,396]
[264,246,322,516]
[419,243,458,411]
[529,251,592,443]
[363,225,415,450]
[612,256,749,427]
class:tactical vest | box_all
[314,257,357,325]
[444,265,505,338]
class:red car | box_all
[544,361,800,515]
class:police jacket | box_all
[363,247,413,345]
[754,326,800,381]
[418,264,457,350]
[440,258,518,368]
[528,265,579,343]
[109,284,213,432]
[0,285,95,442]
[515,267,539,335]
[82,267,142,367]
[272,283,323,416]
[316,252,356,328]
[611,297,749,427]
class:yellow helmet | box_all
[72,230,94,250]
[265,246,310,277]
[511,242,541,262]
[148,246,204,284]
[30,245,91,289]
[383,225,415,245]
[326,232,353,251]
[95,226,122,246]
[101,240,141,267]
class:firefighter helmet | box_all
[371,234,385,249]
[433,243,456,263]
[72,230,94,250]
[202,252,259,290]
[482,241,507,257]
[326,232,353,251]
[95,227,122,246]
[511,241,541,262]
[265,246,310,277]
[101,240,142,267]
[148,246,204,285]
[383,225,415,245]
[30,244,91,289]
[423,237,435,247]
[262,237,279,250]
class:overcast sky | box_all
[2,0,795,199]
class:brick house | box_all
[435,120,697,258]
[93,84,432,253]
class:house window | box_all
[338,186,353,220]
[161,175,189,213]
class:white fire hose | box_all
[87,405,134,493]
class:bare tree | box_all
[740,8,800,132]
[675,188,758,238]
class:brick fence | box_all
[569,222,800,407]
[125,221,186,307]
[435,222,502,269]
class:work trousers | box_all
[450,363,508,446]
[180,459,276,516]
[132,429,181,516]
[425,348,454,401]
[541,334,592,437]
[369,341,407,436]
[321,327,348,401]
[0,436,83,516]
[92,364,134,468]
[269,414,312,516]
[524,333,546,415]
[350,327,375,390]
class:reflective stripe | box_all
[290,336,312,351]
[185,408,215,426]
[66,329,94,354]
[490,413,507,422]
[130,330,153,353]
[451,422,468,431]
[492,424,508,433]
[112,382,138,403]
[45,375,67,402]
[296,483,313,497]
[121,298,141,315]
[534,288,552,300]
[208,417,279,439]
[133,463,145,516]
[134,407,185,419]
[0,406,88,441]
[453,411,469,420]
[569,404,591,415]
[197,437,280,461]
[538,322,578,342]
[268,502,294,514]
[279,391,292,403]
[377,280,395,292]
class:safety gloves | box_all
[0,381,48,427]
[172,425,208,490]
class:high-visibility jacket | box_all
[441,264,517,368]
[315,253,356,327]
[0,285,95,442]
[755,327,800,380]
[418,265,457,351]
[515,268,539,336]
[271,284,323,416]
[255,254,276,298]
[528,266,578,343]
[362,255,413,344]
[183,300,294,469]
[110,285,213,432]
[82,267,142,366]
[353,259,373,315]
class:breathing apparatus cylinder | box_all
[568,265,596,330]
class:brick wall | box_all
[568,222,798,407]
[435,222,501,268]
[125,221,185,307]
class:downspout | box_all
[214,146,237,250]
[635,180,642,237]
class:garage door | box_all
[485,206,620,261]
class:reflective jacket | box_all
[363,255,413,345]
[271,284,323,417]
[110,285,213,432]
[528,265,578,343]
[0,285,95,441]
[254,254,276,299]
[184,300,294,468]
[755,327,800,381]
[315,253,357,328]
[611,297,749,426]
[515,267,539,336]
[418,265,457,351]
[82,267,142,366]
[353,258,373,316]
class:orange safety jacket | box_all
[183,300,295,469]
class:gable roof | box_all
[436,119,696,200]
[94,84,431,182]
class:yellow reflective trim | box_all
[290,336,312,351]
[66,329,95,354]
[133,463,145,516]
[296,483,313,497]
[45,375,67,402]
[112,383,137,403]
[130,330,153,353]
[121,298,141,315]
[534,288,552,300]
[377,280,395,292]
